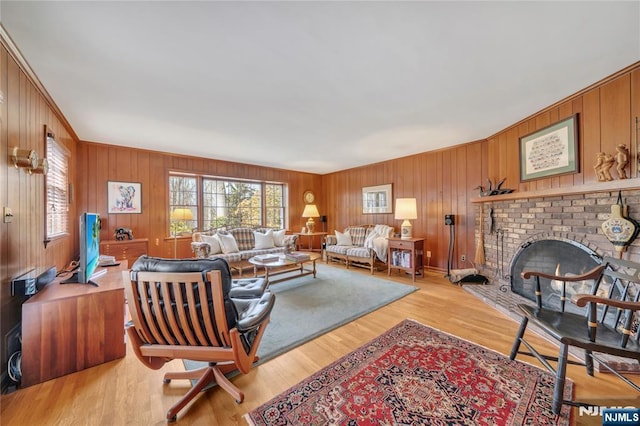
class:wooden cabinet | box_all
[100,238,148,265]
[21,263,127,387]
[387,237,424,282]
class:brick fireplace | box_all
[465,188,640,373]
[476,189,640,293]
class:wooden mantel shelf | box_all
[471,178,640,203]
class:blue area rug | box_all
[184,264,417,370]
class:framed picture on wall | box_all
[107,181,142,214]
[519,114,579,182]
[362,184,393,214]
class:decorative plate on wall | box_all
[303,190,315,204]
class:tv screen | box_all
[80,212,101,283]
[62,212,103,286]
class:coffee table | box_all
[248,252,321,284]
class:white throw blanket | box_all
[364,224,394,262]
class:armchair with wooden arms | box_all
[509,256,640,414]
[124,257,275,422]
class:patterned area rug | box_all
[245,319,572,425]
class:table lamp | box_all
[170,207,193,258]
[302,204,320,233]
[395,198,417,239]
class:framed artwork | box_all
[519,114,579,182]
[107,181,142,214]
[362,184,392,214]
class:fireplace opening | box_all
[510,239,601,311]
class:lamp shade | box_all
[394,198,417,220]
[301,204,320,218]
[395,198,417,239]
[171,208,193,221]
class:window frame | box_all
[168,171,288,236]
[44,127,70,246]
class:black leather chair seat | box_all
[229,277,268,299]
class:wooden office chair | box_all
[510,256,640,414]
[123,258,275,422]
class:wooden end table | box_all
[293,232,328,253]
[387,237,425,282]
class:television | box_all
[62,212,105,286]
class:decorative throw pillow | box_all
[201,234,222,255]
[273,229,287,247]
[335,230,353,246]
[217,232,240,254]
[254,230,275,249]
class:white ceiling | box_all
[1,1,639,174]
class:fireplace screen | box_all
[510,240,601,311]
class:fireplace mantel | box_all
[471,178,640,203]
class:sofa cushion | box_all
[212,252,243,263]
[239,247,285,260]
[201,234,222,254]
[273,229,286,247]
[229,228,255,251]
[217,232,240,254]
[254,230,275,249]
[335,230,353,246]
[346,246,372,259]
[346,226,368,246]
[326,244,352,255]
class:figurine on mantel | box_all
[594,145,629,181]
[615,144,629,179]
[594,152,615,181]
[474,178,514,197]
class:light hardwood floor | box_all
[1,265,637,425]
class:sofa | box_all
[191,227,297,274]
[325,224,394,274]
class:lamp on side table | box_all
[302,204,320,233]
[395,198,417,239]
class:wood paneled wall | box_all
[322,141,487,272]
[487,65,639,193]
[76,142,323,259]
[0,42,78,383]
[321,62,640,272]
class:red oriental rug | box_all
[245,319,572,425]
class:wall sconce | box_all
[11,147,38,170]
[29,157,49,175]
[395,198,418,239]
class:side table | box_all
[293,232,328,253]
[387,237,424,282]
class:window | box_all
[169,175,197,236]
[45,130,69,240]
[169,172,287,235]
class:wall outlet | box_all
[426,251,431,258]
[3,207,13,223]
[461,254,466,262]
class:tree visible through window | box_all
[169,173,287,235]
